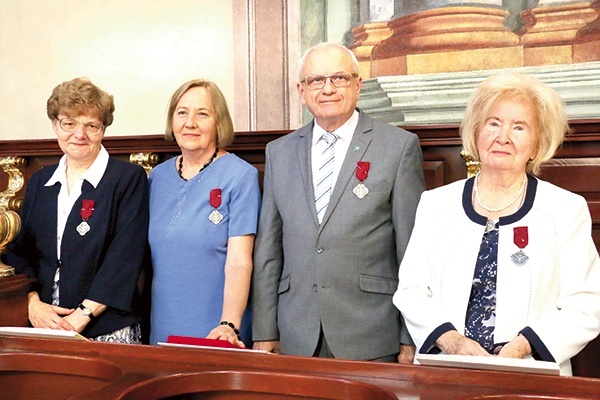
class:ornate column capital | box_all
[460,149,481,178]
[0,156,26,278]
[130,152,160,175]
[0,156,26,212]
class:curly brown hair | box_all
[46,77,115,127]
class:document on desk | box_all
[0,326,89,341]
[158,335,270,353]
[415,353,560,375]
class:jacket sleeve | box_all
[85,165,149,312]
[392,132,426,344]
[527,194,600,364]
[252,143,284,341]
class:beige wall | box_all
[0,0,235,140]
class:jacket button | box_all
[312,284,318,292]
[315,247,323,254]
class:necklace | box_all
[178,148,218,181]
[474,172,528,213]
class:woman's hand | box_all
[436,330,490,356]
[207,324,246,348]
[497,334,532,359]
[27,293,74,331]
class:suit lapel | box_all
[320,112,373,227]
[41,180,61,262]
[296,122,320,226]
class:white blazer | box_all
[393,176,600,375]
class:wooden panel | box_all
[1,335,600,399]
[0,275,36,327]
[1,121,599,380]
[423,160,445,190]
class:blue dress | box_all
[148,153,260,345]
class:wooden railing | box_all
[1,120,599,377]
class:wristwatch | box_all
[78,303,96,320]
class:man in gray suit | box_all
[252,42,425,362]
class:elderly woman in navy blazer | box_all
[8,77,149,343]
[394,73,600,375]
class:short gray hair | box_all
[298,42,360,81]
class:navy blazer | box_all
[8,157,149,337]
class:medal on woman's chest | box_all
[353,161,370,199]
[77,199,95,236]
[511,226,529,266]
[209,188,223,224]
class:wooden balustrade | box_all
[0,120,599,382]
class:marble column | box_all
[350,0,396,78]
[368,1,520,76]
[520,1,598,65]
[576,0,600,62]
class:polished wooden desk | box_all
[1,335,600,400]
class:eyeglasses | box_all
[300,72,358,90]
[58,118,104,135]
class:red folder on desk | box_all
[166,335,238,349]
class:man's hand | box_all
[398,344,416,364]
[253,340,281,354]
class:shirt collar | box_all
[45,145,109,188]
[312,109,359,146]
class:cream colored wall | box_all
[0,0,234,140]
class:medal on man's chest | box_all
[353,161,370,199]
[77,199,95,236]
[209,188,223,224]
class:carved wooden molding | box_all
[459,149,481,178]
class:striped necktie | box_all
[315,131,338,224]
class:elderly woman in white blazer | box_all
[393,72,600,376]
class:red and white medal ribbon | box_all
[209,188,223,224]
[77,199,95,236]
[511,226,529,266]
[352,161,370,199]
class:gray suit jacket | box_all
[252,110,425,360]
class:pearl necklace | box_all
[178,148,218,181]
[474,173,528,213]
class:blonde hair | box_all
[460,72,569,176]
[165,79,234,147]
[47,77,115,127]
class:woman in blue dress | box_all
[149,79,260,347]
